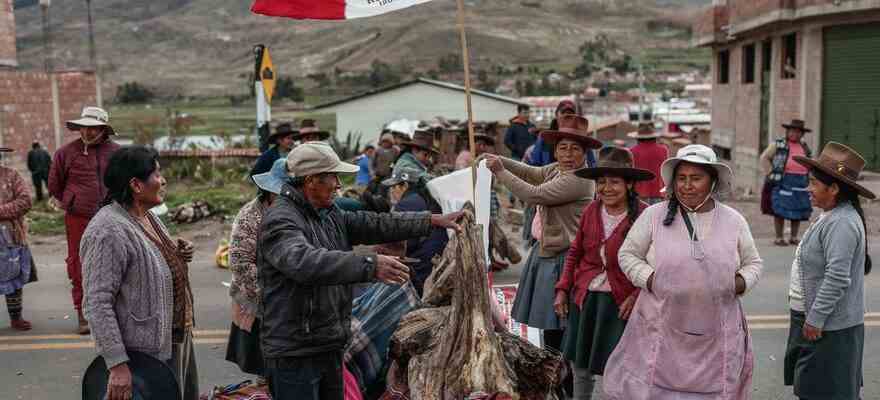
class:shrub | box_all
[116,82,155,104]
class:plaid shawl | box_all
[345,282,420,392]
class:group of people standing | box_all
[0,100,872,400]
[494,102,872,400]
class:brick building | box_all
[0,0,97,174]
[693,0,880,193]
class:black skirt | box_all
[225,319,265,376]
[561,292,627,375]
[784,310,863,400]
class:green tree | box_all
[275,77,304,101]
[115,82,155,104]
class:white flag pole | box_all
[455,0,478,207]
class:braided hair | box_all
[101,146,159,208]
[662,162,719,226]
[812,168,872,275]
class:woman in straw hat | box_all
[483,114,600,396]
[554,147,654,399]
[783,142,874,400]
[603,144,763,400]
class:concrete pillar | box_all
[802,24,824,151]
[51,74,62,150]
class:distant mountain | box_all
[13,0,710,97]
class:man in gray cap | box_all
[257,142,462,400]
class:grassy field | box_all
[108,101,338,142]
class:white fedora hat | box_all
[660,144,733,196]
[66,106,115,135]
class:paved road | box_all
[1,236,878,399]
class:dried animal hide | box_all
[388,206,563,400]
[412,209,517,399]
[498,332,565,399]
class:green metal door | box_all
[822,23,880,170]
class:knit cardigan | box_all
[81,203,174,368]
[557,200,642,308]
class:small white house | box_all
[313,78,527,144]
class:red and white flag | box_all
[251,0,435,20]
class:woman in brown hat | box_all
[554,147,654,399]
[0,147,37,331]
[483,114,600,388]
[250,122,297,176]
[293,119,331,143]
[784,142,874,400]
[395,129,438,174]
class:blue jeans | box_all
[265,352,344,400]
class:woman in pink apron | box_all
[604,144,763,400]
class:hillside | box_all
[13,0,711,99]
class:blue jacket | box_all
[251,146,282,177]
[356,155,372,185]
[504,120,536,160]
[395,189,448,294]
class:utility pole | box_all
[85,0,102,106]
[637,63,645,123]
[40,0,62,150]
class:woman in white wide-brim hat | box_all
[603,144,763,400]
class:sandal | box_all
[789,238,800,245]
[774,239,789,246]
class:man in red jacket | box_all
[48,106,120,334]
[628,122,669,204]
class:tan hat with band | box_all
[794,141,876,199]
[286,142,359,177]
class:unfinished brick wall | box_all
[0,0,15,67]
[0,71,97,174]
[710,40,766,194]
[773,32,803,134]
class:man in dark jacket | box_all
[47,106,119,335]
[250,122,296,176]
[503,104,536,160]
[258,142,461,400]
[26,141,51,202]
